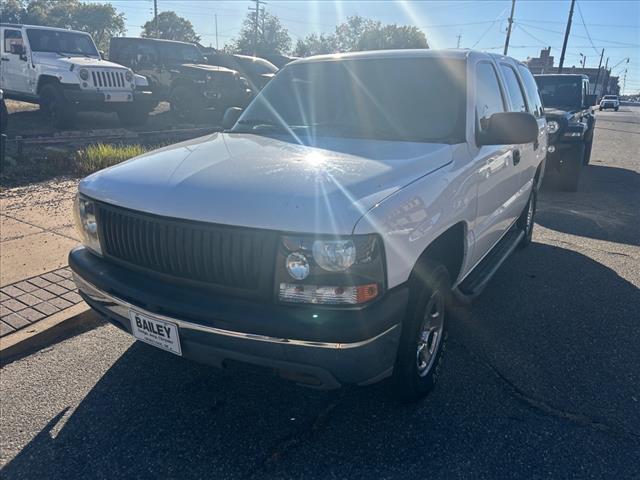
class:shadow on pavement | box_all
[2,243,639,479]
[538,164,640,246]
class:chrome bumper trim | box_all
[73,273,399,350]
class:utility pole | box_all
[558,0,575,73]
[582,55,586,68]
[622,68,627,95]
[153,0,159,38]
[602,57,610,95]
[456,34,462,49]
[503,0,516,55]
[215,13,219,50]
[593,48,604,95]
[248,0,266,56]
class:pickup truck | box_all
[599,95,619,111]
[0,23,154,128]
[534,74,596,191]
[109,38,254,121]
[70,50,546,401]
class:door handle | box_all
[512,149,521,166]
[0,57,9,62]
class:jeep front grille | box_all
[89,69,128,90]
[96,202,278,299]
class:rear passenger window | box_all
[517,64,543,118]
[476,62,505,132]
[3,29,23,54]
[500,64,528,113]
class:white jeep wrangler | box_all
[70,50,547,400]
[0,23,155,128]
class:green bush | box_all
[75,143,148,176]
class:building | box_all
[525,48,620,96]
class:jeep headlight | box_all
[79,68,89,81]
[125,70,133,82]
[277,235,384,305]
[73,195,102,255]
[547,121,559,134]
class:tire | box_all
[117,105,149,126]
[39,84,76,129]
[599,107,602,111]
[517,187,537,249]
[559,143,584,192]
[614,107,619,111]
[583,139,593,165]
[170,85,204,122]
[392,261,450,402]
[0,100,7,134]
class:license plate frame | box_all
[129,309,182,356]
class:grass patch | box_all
[75,143,148,176]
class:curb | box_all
[0,303,104,365]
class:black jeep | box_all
[534,74,597,191]
[109,38,253,121]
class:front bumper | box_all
[62,85,156,110]
[69,247,407,389]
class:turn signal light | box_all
[279,283,379,305]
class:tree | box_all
[228,11,291,56]
[0,0,125,51]
[293,15,428,57]
[141,11,200,43]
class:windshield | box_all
[159,42,205,64]
[603,95,617,100]
[232,57,466,143]
[535,76,581,108]
[26,29,99,57]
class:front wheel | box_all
[614,107,619,111]
[517,187,537,249]
[392,261,450,402]
[39,84,76,129]
[170,86,204,122]
[559,143,584,192]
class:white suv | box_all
[599,95,620,111]
[70,50,547,400]
[0,23,155,128]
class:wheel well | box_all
[412,223,466,286]
[36,76,60,95]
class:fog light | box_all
[547,145,555,153]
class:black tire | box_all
[0,100,7,134]
[170,85,204,122]
[392,261,450,402]
[583,139,593,165]
[559,143,584,192]
[517,187,537,249]
[117,105,149,126]
[614,107,619,111]
[39,84,76,129]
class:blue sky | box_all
[100,0,640,93]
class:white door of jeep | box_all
[1,28,31,94]
[468,60,524,268]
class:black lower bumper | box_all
[69,247,407,388]
[62,87,157,111]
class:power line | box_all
[575,0,599,55]
[517,21,640,47]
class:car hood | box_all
[31,52,128,70]
[178,63,237,75]
[80,133,453,234]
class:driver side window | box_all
[476,62,506,133]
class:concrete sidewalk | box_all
[1,178,90,343]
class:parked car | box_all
[534,74,596,191]
[599,94,620,111]
[109,37,253,121]
[0,89,7,134]
[260,53,298,68]
[0,24,155,128]
[201,49,278,90]
[70,50,546,401]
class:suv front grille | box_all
[89,69,128,89]
[96,203,278,299]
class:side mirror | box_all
[477,112,538,146]
[222,107,243,130]
[585,94,597,107]
[99,50,105,60]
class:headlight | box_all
[79,68,89,81]
[277,234,384,305]
[73,195,102,255]
[125,70,133,82]
[547,121,559,134]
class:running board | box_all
[454,228,524,303]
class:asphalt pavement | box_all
[1,106,639,480]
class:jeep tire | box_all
[392,261,450,402]
[170,86,204,122]
[559,143,584,192]
[39,84,76,129]
[117,105,149,126]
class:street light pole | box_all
[593,48,605,95]
[503,0,516,56]
[153,0,159,38]
[558,0,576,73]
